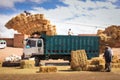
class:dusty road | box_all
[0,72,120,80]
[0,67,120,80]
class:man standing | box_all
[103,46,112,72]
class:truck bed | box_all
[43,35,99,59]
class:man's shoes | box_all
[106,70,111,72]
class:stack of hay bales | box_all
[0,61,2,67]
[87,57,105,71]
[87,55,120,71]
[39,66,57,73]
[111,55,120,68]
[98,33,109,41]
[20,60,35,69]
[70,50,88,71]
[5,13,57,36]
[97,25,120,53]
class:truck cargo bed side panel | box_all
[44,35,99,59]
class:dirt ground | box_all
[0,47,23,61]
[0,72,120,80]
[0,73,119,80]
[0,47,120,80]
[0,66,120,80]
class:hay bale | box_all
[31,15,36,21]
[111,63,120,68]
[87,60,92,65]
[112,59,119,63]
[118,63,120,68]
[87,64,104,71]
[119,59,120,63]
[112,63,119,68]
[87,65,98,71]
[86,57,105,71]
[20,60,35,69]
[40,14,45,19]
[43,25,48,31]
[19,13,26,18]
[91,57,105,65]
[27,16,32,22]
[98,33,108,41]
[0,61,3,67]
[15,15,22,21]
[97,30,104,35]
[39,66,57,73]
[98,64,105,71]
[71,50,88,71]
[46,30,56,36]
[112,55,119,63]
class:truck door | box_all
[23,39,38,58]
[37,39,44,55]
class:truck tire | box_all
[35,57,40,66]
[21,53,25,59]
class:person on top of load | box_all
[24,11,31,16]
[68,29,73,35]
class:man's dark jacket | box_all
[104,48,112,62]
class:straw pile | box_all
[70,50,88,71]
[112,63,120,68]
[112,55,120,63]
[87,64,105,71]
[111,55,120,68]
[87,55,120,70]
[39,66,57,73]
[97,25,120,53]
[20,60,35,69]
[90,57,105,65]
[5,13,57,36]
[87,57,105,71]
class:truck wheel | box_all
[21,53,25,60]
[35,57,40,66]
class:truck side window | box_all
[37,40,42,47]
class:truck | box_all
[22,34,100,66]
[0,40,7,49]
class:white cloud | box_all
[0,0,120,37]
[30,0,47,3]
[0,0,48,8]
[0,14,18,38]
[107,0,117,3]
[0,0,25,8]
[30,0,120,35]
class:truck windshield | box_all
[26,40,36,47]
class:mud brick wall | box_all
[0,38,14,47]
[14,34,24,48]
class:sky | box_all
[0,0,120,38]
